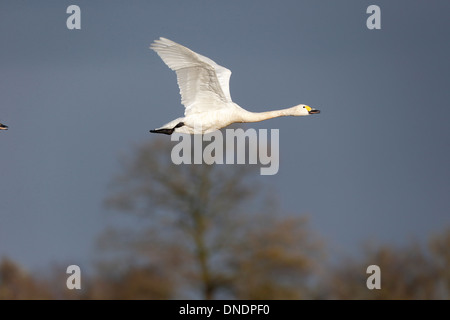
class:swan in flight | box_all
[149,37,320,135]
[0,122,8,130]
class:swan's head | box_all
[0,123,8,130]
[292,104,320,116]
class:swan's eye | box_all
[303,106,305,108]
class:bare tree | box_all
[101,138,321,299]
[429,228,450,298]
[326,237,450,299]
[0,258,52,299]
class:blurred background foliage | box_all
[1,139,449,299]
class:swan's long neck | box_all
[238,107,294,123]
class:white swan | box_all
[0,122,8,130]
[149,37,320,135]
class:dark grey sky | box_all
[1,1,450,271]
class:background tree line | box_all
[1,139,449,299]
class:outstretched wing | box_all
[150,37,233,116]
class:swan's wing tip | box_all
[150,37,176,50]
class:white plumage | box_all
[149,37,319,135]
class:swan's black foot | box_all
[150,122,184,135]
[149,128,174,135]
